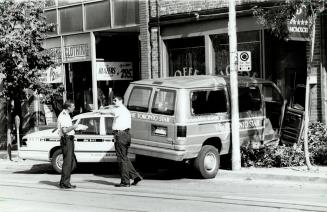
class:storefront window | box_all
[166,37,205,77]
[112,0,139,27]
[95,34,140,107]
[45,0,56,8]
[85,1,111,30]
[60,5,83,34]
[44,9,57,35]
[211,31,261,78]
[58,0,82,6]
[65,62,93,114]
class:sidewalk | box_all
[1,150,327,184]
[218,166,327,184]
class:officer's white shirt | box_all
[57,109,74,136]
[111,105,131,131]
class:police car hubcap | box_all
[204,153,216,171]
[57,154,63,169]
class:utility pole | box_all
[228,0,241,170]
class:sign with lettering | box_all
[40,66,63,84]
[238,51,252,72]
[63,44,90,62]
[96,61,133,81]
[287,4,311,41]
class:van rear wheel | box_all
[51,149,77,174]
[194,145,219,179]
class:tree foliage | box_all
[253,0,325,39]
[0,0,60,102]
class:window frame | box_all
[76,117,101,135]
[127,86,152,112]
[151,88,176,116]
[190,88,228,116]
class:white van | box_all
[124,75,284,178]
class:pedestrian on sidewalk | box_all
[98,95,142,187]
[57,100,80,189]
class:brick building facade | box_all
[139,0,327,122]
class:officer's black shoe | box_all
[131,177,142,186]
[115,183,130,187]
[59,184,76,189]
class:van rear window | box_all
[152,89,176,115]
[127,87,152,112]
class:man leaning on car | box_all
[57,101,80,189]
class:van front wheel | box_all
[194,145,220,179]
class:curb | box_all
[217,169,327,184]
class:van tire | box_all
[51,149,77,174]
[194,145,220,179]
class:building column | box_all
[139,0,151,79]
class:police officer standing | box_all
[99,95,142,187]
[57,101,80,189]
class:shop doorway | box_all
[265,33,307,101]
[65,62,93,114]
[95,33,140,106]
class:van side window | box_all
[239,86,261,112]
[152,89,176,115]
[127,87,152,112]
[191,89,227,115]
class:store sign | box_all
[40,66,63,84]
[48,47,62,63]
[96,61,133,81]
[64,44,90,62]
[47,44,90,63]
[287,4,310,41]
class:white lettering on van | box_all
[131,112,172,123]
[239,119,262,129]
[188,115,225,122]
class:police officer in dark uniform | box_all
[57,101,80,189]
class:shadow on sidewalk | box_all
[39,180,60,188]
[85,180,116,186]
[14,163,56,174]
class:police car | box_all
[19,111,135,173]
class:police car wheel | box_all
[51,149,77,174]
[194,145,219,179]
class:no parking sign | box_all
[238,51,252,72]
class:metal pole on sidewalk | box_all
[229,0,241,170]
[15,115,20,152]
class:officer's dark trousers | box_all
[60,135,75,186]
[114,131,140,184]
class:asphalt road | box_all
[0,161,326,212]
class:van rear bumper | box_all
[129,144,185,161]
